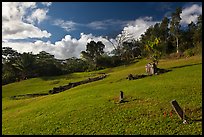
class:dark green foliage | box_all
[95,55,124,68]
[62,57,89,73]
[12,52,37,79]
[81,40,106,70]
[183,49,195,57]
[35,51,62,76]
[81,41,105,62]
[120,40,141,62]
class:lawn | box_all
[2,55,202,135]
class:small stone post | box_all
[119,91,124,103]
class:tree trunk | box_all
[176,37,179,53]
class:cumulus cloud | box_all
[117,16,158,41]
[2,33,115,59]
[2,21,51,40]
[2,2,51,40]
[180,4,202,26]
[26,8,49,24]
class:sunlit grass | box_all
[2,55,202,135]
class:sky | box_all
[2,2,202,59]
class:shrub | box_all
[168,52,184,59]
[184,48,194,58]
[193,42,202,55]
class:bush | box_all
[193,42,202,55]
[184,49,195,58]
[168,52,184,59]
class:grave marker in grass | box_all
[119,91,124,103]
[170,99,188,124]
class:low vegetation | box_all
[2,55,202,135]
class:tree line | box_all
[2,7,202,85]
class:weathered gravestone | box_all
[150,64,154,75]
[145,63,151,74]
[145,63,157,75]
[119,91,124,103]
[170,99,186,122]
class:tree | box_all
[2,47,20,64]
[193,15,202,45]
[184,21,196,50]
[35,51,62,76]
[160,17,170,54]
[170,7,182,53]
[145,37,162,65]
[121,40,141,62]
[114,29,137,58]
[2,47,21,84]
[81,41,105,69]
[191,14,202,55]
[62,57,89,73]
[140,25,156,57]
[12,52,36,80]
[2,62,17,85]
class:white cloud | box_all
[87,19,128,30]
[180,4,202,26]
[2,14,158,59]
[2,21,51,40]
[2,2,36,22]
[53,19,78,32]
[53,19,129,31]
[117,16,158,41]
[41,2,52,7]
[88,21,107,30]
[2,3,115,59]
[2,33,115,59]
[26,8,49,24]
[2,2,51,41]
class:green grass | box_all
[2,71,102,98]
[2,55,202,135]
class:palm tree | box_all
[12,52,36,80]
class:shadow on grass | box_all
[156,68,172,74]
[127,68,172,80]
[10,93,49,100]
[127,62,201,81]
[40,74,83,81]
[40,75,67,81]
[192,119,202,122]
[119,100,129,103]
[169,63,202,69]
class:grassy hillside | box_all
[2,55,202,135]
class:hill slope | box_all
[2,56,202,135]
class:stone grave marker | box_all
[170,99,184,120]
[119,91,124,103]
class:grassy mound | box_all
[2,55,202,135]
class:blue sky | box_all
[2,2,202,59]
[41,2,200,42]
